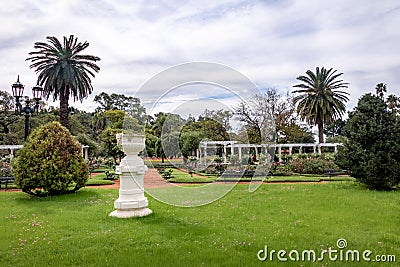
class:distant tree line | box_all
[3,33,398,191]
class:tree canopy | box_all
[336,92,400,190]
[293,67,349,143]
[234,88,314,144]
[26,35,100,128]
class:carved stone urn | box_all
[109,133,152,218]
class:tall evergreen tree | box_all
[336,93,400,190]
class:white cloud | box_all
[0,0,399,116]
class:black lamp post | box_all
[11,75,44,141]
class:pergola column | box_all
[278,145,282,162]
[223,145,227,163]
[84,147,89,161]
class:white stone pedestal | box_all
[109,133,152,218]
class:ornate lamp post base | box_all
[109,133,152,218]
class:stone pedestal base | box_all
[109,207,152,218]
[110,133,152,219]
[113,192,149,209]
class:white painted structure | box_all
[109,133,152,218]
[272,143,341,162]
[81,145,89,161]
[0,144,90,160]
[197,141,238,163]
[198,141,342,163]
[0,145,23,158]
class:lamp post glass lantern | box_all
[11,75,44,141]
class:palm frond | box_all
[292,67,349,142]
[26,35,101,102]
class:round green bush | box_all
[12,121,89,196]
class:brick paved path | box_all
[86,168,171,189]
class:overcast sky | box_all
[1,0,399,117]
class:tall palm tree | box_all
[375,83,387,100]
[293,67,349,143]
[26,35,100,128]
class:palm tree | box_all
[293,67,349,143]
[26,35,100,128]
[375,83,387,100]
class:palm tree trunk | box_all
[317,121,324,143]
[60,90,69,129]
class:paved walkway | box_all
[144,168,173,188]
[86,168,171,189]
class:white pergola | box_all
[272,143,341,162]
[81,145,89,161]
[198,141,342,163]
[0,144,90,160]
[197,141,238,163]
[0,145,23,158]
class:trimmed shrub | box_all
[213,155,223,164]
[290,157,338,175]
[12,121,89,196]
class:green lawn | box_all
[216,175,356,183]
[0,182,399,266]
[0,173,116,188]
[166,168,215,183]
[91,167,114,173]
[163,168,355,184]
[86,172,117,186]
